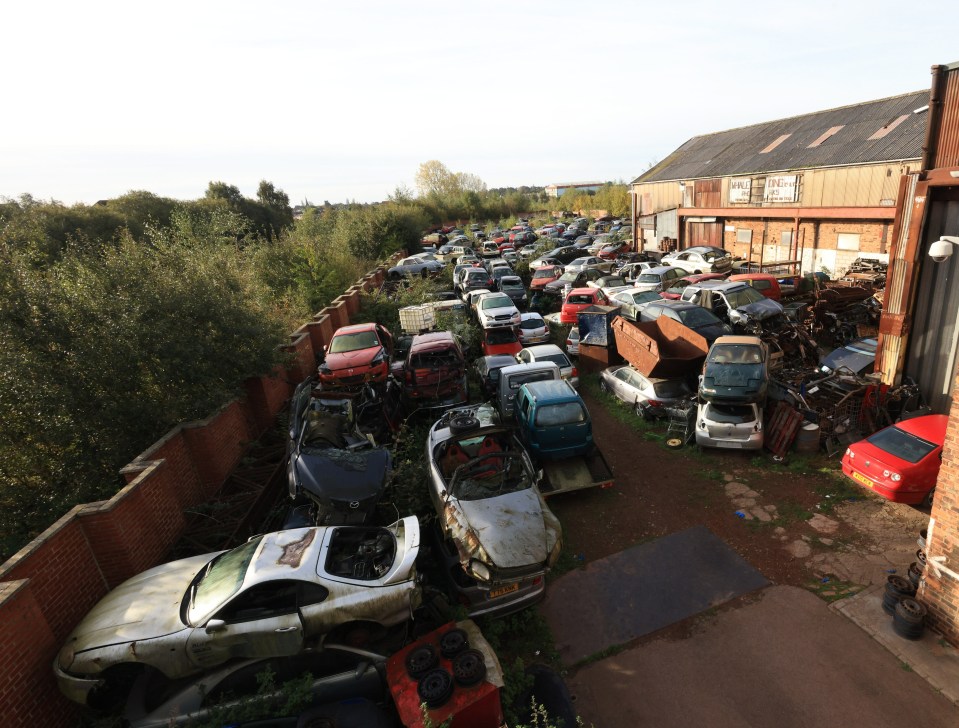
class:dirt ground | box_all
[549,388,931,598]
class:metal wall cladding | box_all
[657,209,678,240]
[904,197,959,413]
[935,68,959,168]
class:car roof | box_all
[523,343,564,357]
[894,414,948,443]
[645,266,681,274]
[522,379,578,400]
[693,280,749,291]
[520,312,545,321]
[713,335,763,346]
[478,354,519,369]
[333,322,377,334]
[500,275,523,284]
[646,300,701,311]
[411,331,456,347]
[567,287,599,296]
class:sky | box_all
[2,0,958,207]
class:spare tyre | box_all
[439,628,469,658]
[449,414,479,435]
[405,644,438,679]
[418,668,454,708]
[452,649,487,687]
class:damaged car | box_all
[680,280,784,333]
[426,404,562,617]
[55,518,421,709]
[287,380,392,525]
[699,335,769,404]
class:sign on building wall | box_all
[729,178,751,203]
[763,174,799,203]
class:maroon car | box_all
[401,331,468,413]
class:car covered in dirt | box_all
[426,404,562,617]
[699,335,769,404]
[841,414,947,506]
[55,519,421,708]
[318,323,393,389]
[287,380,392,526]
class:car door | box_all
[612,367,632,399]
[186,580,308,670]
[627,369,648,402]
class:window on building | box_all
[736,229,752,244]
[781,231,793,246]
[837,233,861,251]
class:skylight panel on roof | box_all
[808,126,845,148]
[868,114,909,141]
[760,134,791,154]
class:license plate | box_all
[489,582,519,599]
[851,471,873,489]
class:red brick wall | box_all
[0,265,384,727]
[919,365,959,643]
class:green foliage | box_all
[0,208,287,560]
[188,666,317,728]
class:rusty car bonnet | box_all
[277,529,316,568]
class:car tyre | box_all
[922,487,936,508]
[452,648,487,687]
[418,668,454,708]
[449,414,480,435]
[405,644,438,679]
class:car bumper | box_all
[841,463,925,504]
[318,362,388,387]
[520,333,551,345]
[695,430,764,450]
[54,661,101,706]
[482,319,520,329]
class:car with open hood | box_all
[680,280,784,332]
[699,335,769,404]
[426,404,562,617]
[55,518,420,708]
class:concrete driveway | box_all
[568,586,959,727]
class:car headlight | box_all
[468,560,491,583]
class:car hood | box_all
[690,322,731,344]
[736,298,783,320]
[456,489,548,568]
[293,447,392,502]
[325,346,382,371]
[481,305,518,317]
[63,554,212,657]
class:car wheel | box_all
[635,401,648,419]
[449,413,480,435]
[406,644,438,678]
[922,487,936,508]
[418,668,455,708]
[452,649,487,687]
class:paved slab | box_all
[542,526,768,664]
[833,584,959,705]
[568,586,959,728]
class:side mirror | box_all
[205,619,227,633]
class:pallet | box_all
[764,401,804,458]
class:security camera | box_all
[930,236,959,263]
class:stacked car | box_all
[695,335,768,450]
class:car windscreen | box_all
[486,328,518,344]
[725,287,765,307]
[535,402,586,426]
[500,278,524,289]
[637,273,662,283]
[481,296,512,310]
[520,318,545,330]
[866,427,937,464]
[678,307,721,327]
[537,353,571,369]
[705,403,756,423]
[328,331,379,353]
[190,535,264,623]
[558,271,578,282]
[702,251,725,261]
[707,344,763,364]
[533,269,556,279]
[509,371,556,389]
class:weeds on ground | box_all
[383,422,435,521]
[548,544,584,582]
[806,576,862,603]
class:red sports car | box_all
[319,323,393,388]
[841,414,947,506]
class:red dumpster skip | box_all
[388,619,504,728]
[611,316,708,378]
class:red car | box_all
[841,414,947,506]
[482,327,523,356]
[531,265,564,290]
[319,323,393,388]
[560,287,609,324]
[661,272,727,300]
[597,241,631,260]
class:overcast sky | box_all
[2,1,957,206]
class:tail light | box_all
[532,576,543,586]
[571,366,578,378]
[646,399,662,407]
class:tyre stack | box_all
[880,529,929,641]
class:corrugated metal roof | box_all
[635,90,930,184]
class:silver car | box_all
[695,401,764,450]
[518,312,551,344]
[631,265,689,293]
[564,256,612,275]
[515,344,578,387]
[55,519,420,708]
[123,645,388,727]
[599,364,692,418]
[475,292,521,329]
[565,326,580,356]
[662,246,732,274]
[426,404,562,617]
[609,288,662,321]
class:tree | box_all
[414,160,458,198]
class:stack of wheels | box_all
[916,547,927,568]
[908,561,924,590]
[418,668,454,708]
[882,575,916,615]
[918,528,928,549]
[892,598,928,640]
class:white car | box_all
[609,288,664,321]
[599,364,692,418]
[616,261,654,283]
[695,401,764,450]
[518,312,550,345]
[515,344,578,387]
[661,246,733,274]
[55,519,420,708]
[475,292,521,329]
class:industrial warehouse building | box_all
[630,64,959,645]
[629,90,929,277]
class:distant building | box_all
[545,181,605,198]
